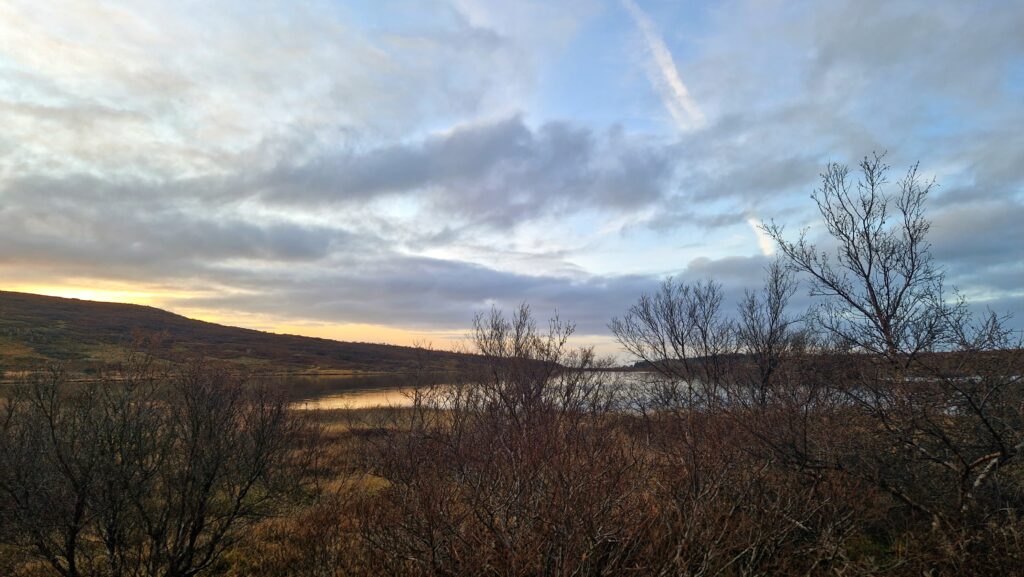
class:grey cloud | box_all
[655,0,1024,217]
[643,210,749,232]
[171,252,804,336]
[263,116,536,202]
[929,199,1024,306]
[262,116,677,228]
[0,0,531,178]
[805,0,1024,105]
[4,112,682,243]
[0,178,353,276]
[167,253,658,334]
[931,200,1024,268]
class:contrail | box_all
[747,217,776,256]
[622,0,705,132]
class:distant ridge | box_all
[0,290,471,376]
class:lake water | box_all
[287,371,656,411]
[287,373,440,410]
[293,386,420,409]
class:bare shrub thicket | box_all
[354,306,656,575]
[609,154,1024,574]
[0,355,315,577]
[610,263,870,575]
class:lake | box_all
[287,373,442,410]
[286,371,659,411]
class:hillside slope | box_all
[0,291,471,375]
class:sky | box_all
[1,0,1022,355]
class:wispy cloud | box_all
[621,0,705,132]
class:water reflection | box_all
[294,388,419,410]
[286,371,653,411]
[287,373,443,410]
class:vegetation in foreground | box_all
[2,155,1023,576]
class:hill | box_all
[0,290,473,377]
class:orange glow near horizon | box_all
[3,282,469,350]
[4,284,181,307]
[190,310,470,351]
[3,282,623,356]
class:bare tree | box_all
[763,153,952,362]
[764,154,1024,571]
[734,259,805,405]
[610,278,735,411]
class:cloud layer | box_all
[0,0,1020,349]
